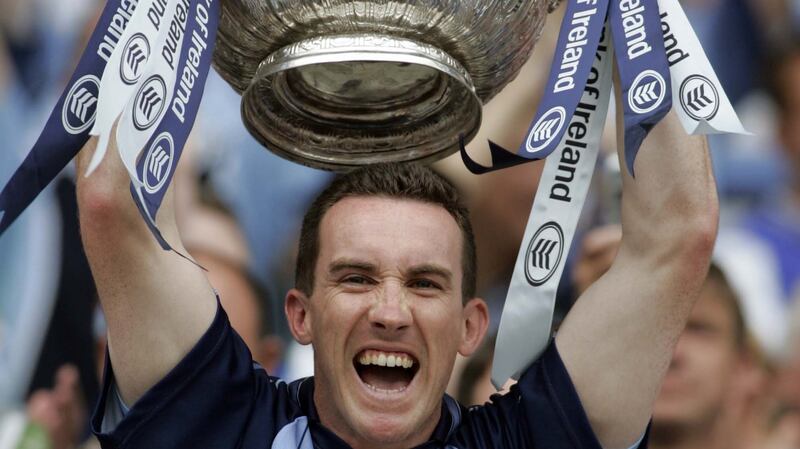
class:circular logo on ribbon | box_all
[628,70,667,114]
[142,132,174,194]
[120,33,150,85]
[526,106,567,154]
[680,75,719,121]
[62,75,100,135]
[133,75,167,131]
[524,221,564,286]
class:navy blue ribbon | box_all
[0,0,136,234]
[461,0,610,174]
[130,0,220,249]
[609,0,672,175]
[462,0,674,177]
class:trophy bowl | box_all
[213,0,557,170]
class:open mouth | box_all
[354,350,420,393]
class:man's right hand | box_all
[76,129,216,405]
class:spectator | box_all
[27,365,86,449]
[738,37,800,304]
[573,225,795,449]
[177,176,283,373]
[648,264,764,449]
[777,289,800,421]
[1,5,100,418]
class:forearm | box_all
[556,108,718,449]
[76,135,215,404]
[616,111,718,264]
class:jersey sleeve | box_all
[454,340,649,449]
[90,302,272,448]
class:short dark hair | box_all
[706,263,746,350]
[295,163,477,301]
[766,35,800,114]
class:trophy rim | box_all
[241,34,484,172]
[254,35,477,90]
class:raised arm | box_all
[554,108,718,447]
[76,131,216,405]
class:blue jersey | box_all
[91,304,648,449]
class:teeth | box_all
[364,383,406,394]
[357,351,415,369]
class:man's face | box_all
[286,196,487,448]
[653,278,744,430]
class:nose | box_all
[368,282,412,334]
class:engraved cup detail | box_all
[213,0,552,170]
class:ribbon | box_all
[127,0,220,249]
[116,0,190,187]
[657,0,748,135]
[86,0,168,176]
[0,0,139,235]
[0,0,220,252]
[609,0,672,176]
[460,0,610,173]
[486,0,748,387]
[491,26,614,388]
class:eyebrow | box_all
[406,264,453,282]
[327,259,453,282]
[328,259,379,275]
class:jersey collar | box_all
[296,377,463,448]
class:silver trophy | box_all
[213,0,557,170]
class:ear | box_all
[285,288,313,345]
[458,298,489,357]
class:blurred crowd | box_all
[0,0,799,448]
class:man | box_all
[78,102,716,448]
[175,170,282,373]
[646,264,758,449]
